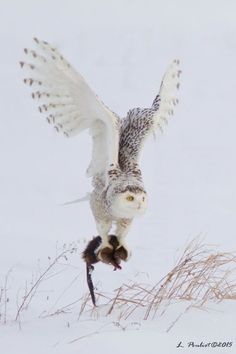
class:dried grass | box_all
[1,237,235,329]
[15,244,78,322]
[81,238,236,321]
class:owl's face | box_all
[111,189,148,219]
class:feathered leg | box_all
[114,219,133,261]
[95,220,115,262]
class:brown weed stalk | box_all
[81,238,236,320]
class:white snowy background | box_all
[0,0,236,353]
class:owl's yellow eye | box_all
[126,195,134,201]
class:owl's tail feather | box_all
[61,192,90,206]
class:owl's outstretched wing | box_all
[119,60,181,169]
[20,38,120,178]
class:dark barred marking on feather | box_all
[116,185,146,194]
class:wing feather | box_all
[119,60,181,170]
[20,38,120,178]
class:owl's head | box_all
[111,185,148,219]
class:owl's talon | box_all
[113,264,122,271]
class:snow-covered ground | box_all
[0,0,236,353]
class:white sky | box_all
[0,0,236,264]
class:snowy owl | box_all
[20,38,181,263]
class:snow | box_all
[0,0,236,353]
